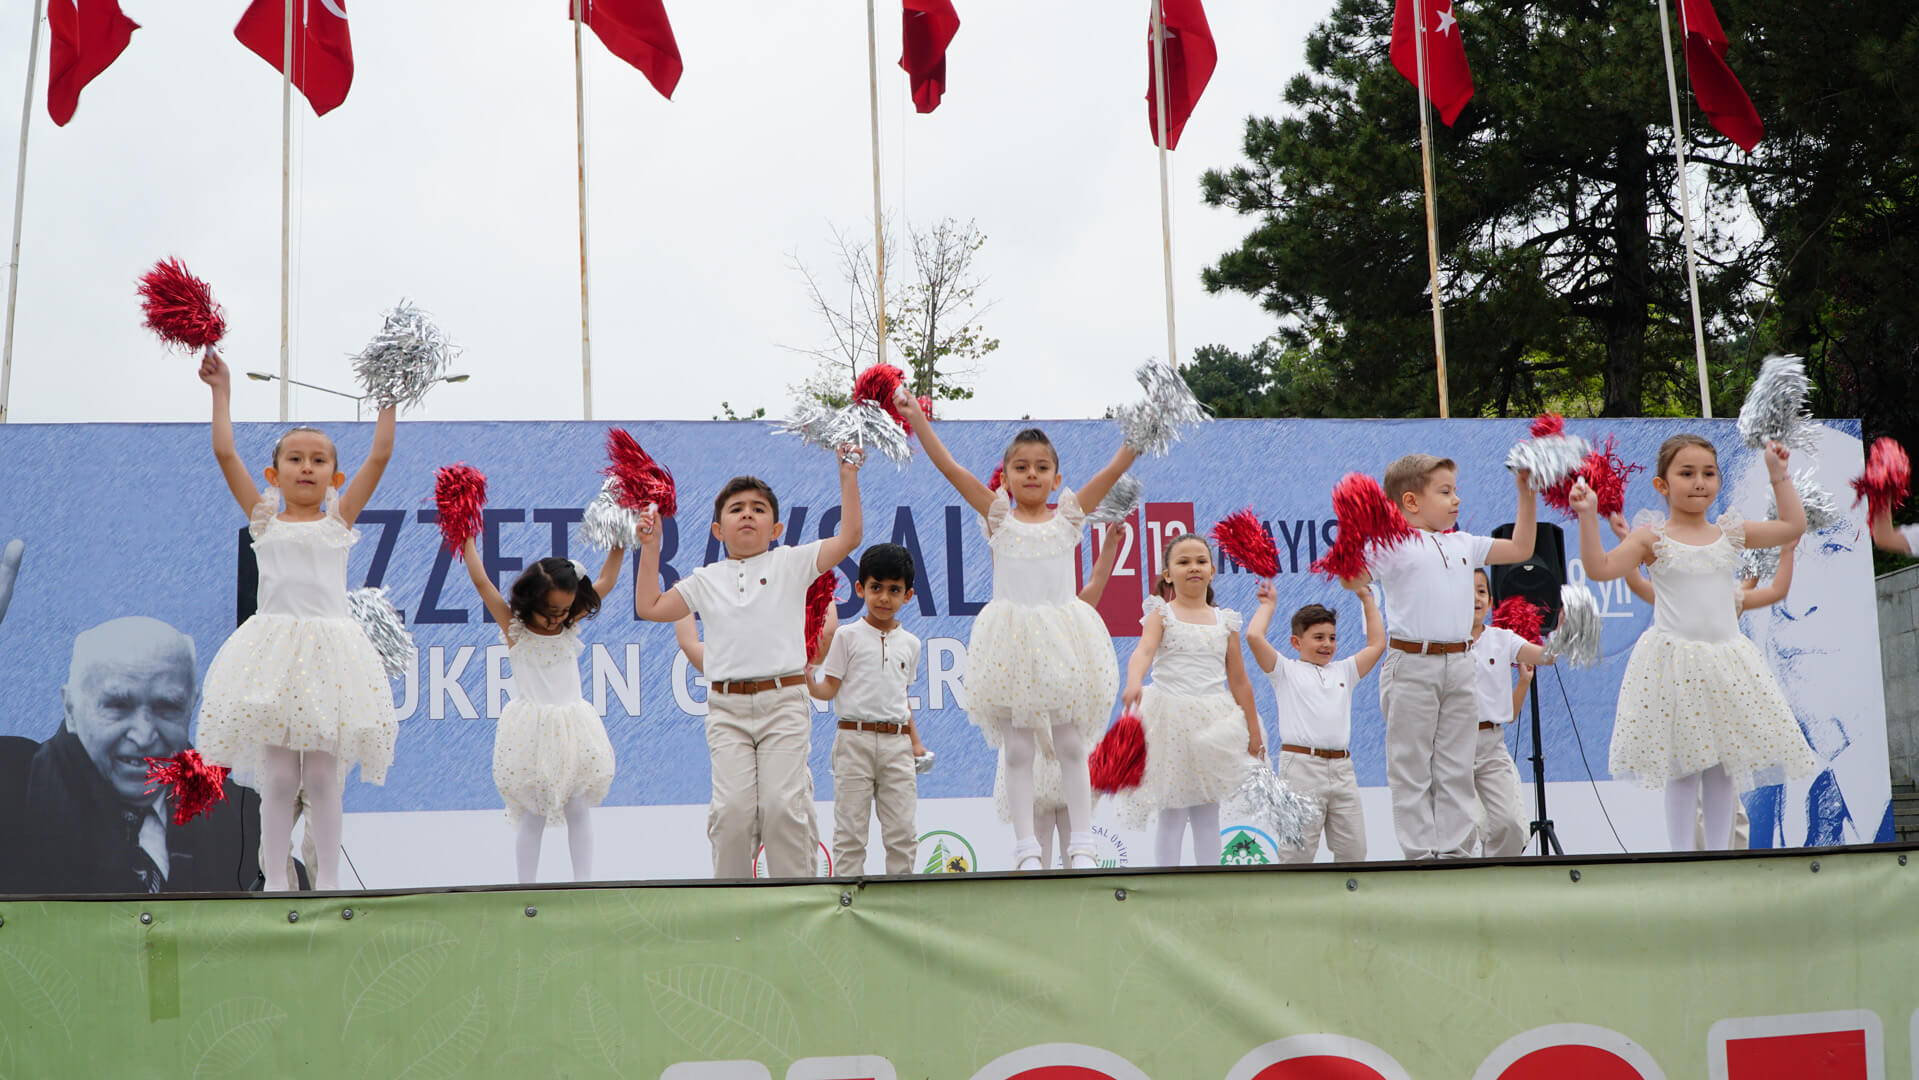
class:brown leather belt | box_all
[838,720,908,735]
[1280,744,1350,760]
[1389,638,1469,655]
[711,674,807,695]
[1479,721,1500,731]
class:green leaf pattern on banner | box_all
[391,987,488,1080]
[570,983,627,1079]
[964,971,1059,1063]
[598,890,704,947]
[0,946,78,1047]
[341,921,459,1033]
[0,1020,14,1080]
[643,963,801,1061]
[783,925,863,1019]
[186,997,287,1080]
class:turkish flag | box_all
[46,0,139,127]
[575,0,682,100]
[1146,0,1216,150]
[234,0,354,117]
[1678,0,1762,151]
[900,0,960,114]
[1390,0,1474,126]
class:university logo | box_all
[1219,825,1279,866]
[751,841,832,879]
[1089,824,1129,869]
[916,829,977,874]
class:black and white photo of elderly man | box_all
[0,608,260,893]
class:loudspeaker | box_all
[1489,521,1567,633]
[237,526,259,627]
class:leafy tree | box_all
[712,401,765,421]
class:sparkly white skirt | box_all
[493,699,616,827]
[1609,629,1817,792]
[966,599,1118,744]
[196,613,398,785]
[1114,685,1254,828]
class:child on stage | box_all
[1467,570,1554,858]
[1571,436,1816,851]
[1368,455,1538,859]
[808,543,929,876]
[1117,534,1264,866]
[633,458,864,879]
[1248,580,1386,863]
[894,389,1130,871]
[459,539,622,882]
[193,351,399,892]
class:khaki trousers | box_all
[1472,726,1527,858]
[706,684,817,878]
[1273,751,1367,864]
[1378,648,1479,859]
[830,728,919,876]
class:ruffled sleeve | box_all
[247,487,281,540]
[1630,508,1667,535]
[1219,607,1243,635]
[1140,594,1169,626]
[1055,487,1086,528]
[980,487,1012,539]
[502,617,523,648]
[1717,509,1747,552]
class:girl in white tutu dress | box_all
[195,351,399,891]
[1571,434,1817,851]
[1119,534,1263,865]
[460,539,623,882]
[895,389,1131,870]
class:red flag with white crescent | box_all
[1677,0,1763,151]
[1146,0,1217,150]
[234,0,355,117]
[47,0,140,126]
[900,0,960,114]
[575,0,683,100]
[1390,0,1475,126]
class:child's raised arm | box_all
[1077,524,1126,606]
[459,537,515,630]
[1869,506,1912,554]
[200,350,263,516]
[1743,443,1806,550]
[1741,538,1797,610]
[816,450,865,575]
[1569,479,1652,582]
[633,506,692,622]
[1120,611,1163,709]
[1486,469,1538,565]
[337,403,397,527]
[1244,580,1281,674]
[1224,631,1265,758]
[1350,575,1388,678]
[1077,442,1139,514]
[592,545,626,605]
[894,388,996,515]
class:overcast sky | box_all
[0,1,1336,426]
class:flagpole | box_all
[573,0,593,420]
[278,0,294,422]
[1657,0,1714,419]
[865,0,888,372]
[1150,0,1178,372]
[1410,0,1450,418]
[0,0,45,424]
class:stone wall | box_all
[1878,563,1919,841]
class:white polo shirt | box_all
[1469,626,1527,725]
[1267,656,1359,751]
[673,540,824,681]
[819,618,920,724]
[1368,530,1494,644]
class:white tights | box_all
[260,747,341,891]
[1665,765,1735,851]
[1154,803,1222,866]
[514,797,595,883]
[1004,721,1094,868]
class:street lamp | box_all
[246,371,469,420]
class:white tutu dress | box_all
[492,619,617,826]
[197,491,398,785]
[1115,597,1255,828]
[1609,511,1817,791]
[966,487,1119,744]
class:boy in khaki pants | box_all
[1248,581,1386,863]
[809,543,930,876]
[634,457,864,879]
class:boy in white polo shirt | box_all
[1246,579,1386,863]
[1467,569,1554,857]
[1369,454,1536,860]
[633,457,864,879]
[809,543,929,876]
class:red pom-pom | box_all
[853,364,910,433]
[1310,473,1413,580]
[917,395,935,421]
[605,428,678,518]
[137,257,227,350]
[1852,437,1912,522]
[1491,596,1544,645]
[987,463,1004,491]
[433,463,487,553]
[1308,536,1370,583]
[1530,412,1566,439]
[144,749,231,826]
[1089,712,1148,794]
[804,571,838,660]
[1211,509,1279,578]
[1543,435,1644,519]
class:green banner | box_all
[0,849,1912,1078]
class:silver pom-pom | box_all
[351,300,461,412]
[1506,434,1592,490]
[580,477,641,551]
[347,586,416,681]
[1542,584,1602,668]
[1115,359,1210,457]
[1085,474,1144,526]
[1766,468,1841,534]
[1737,355,1819,453]
[1225,760,1315,850]
[776,401,908,466]
[1740,544,1781,583]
